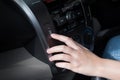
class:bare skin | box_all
[47,33,120,80]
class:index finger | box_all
[51,33,79,50]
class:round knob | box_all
[66,11,76,22]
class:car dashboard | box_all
[1,0,120,80]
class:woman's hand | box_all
[47,33,102,76]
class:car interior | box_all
[0,0,120,80]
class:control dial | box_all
[65,11,77,23]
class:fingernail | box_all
[51,33,56,37]
[46,49,50,53]
[49,57,53,61]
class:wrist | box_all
[92,57,105,77]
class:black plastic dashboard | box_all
[43,0,94,50]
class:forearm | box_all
[96,58,120,80]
